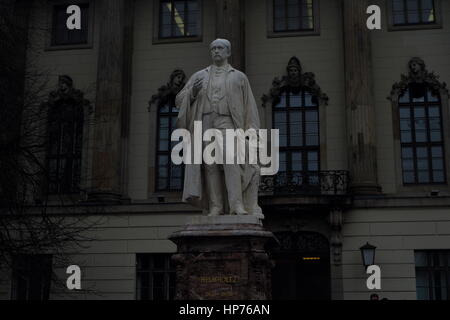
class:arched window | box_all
[391,58,448,186]
[398,83,446,184]
[156,103,183,191]
[263,57,328,192]
[149,70,187,192]
[45,76,88,194]
[273,88,320,184]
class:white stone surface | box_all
[175,39,262,217]
[189,215,263,226]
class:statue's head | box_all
[210,38,231,65]
[170,69,186,88]
[58,75,73,94]
[408,57,426,75]
[286,57,302,82]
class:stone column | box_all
[89,0,134,203]
[329,210,344,299]
[215,0,245,71]
[343,0,381,194]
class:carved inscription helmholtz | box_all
[200,276,240,284]
[172,247,274,300]
[191,256,243,300]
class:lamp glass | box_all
[362,248,375,266]
[360,242,376,267]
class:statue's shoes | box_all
[208,213,220,217]
[234,207,249,215]
[207,209,223,216]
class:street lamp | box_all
[360,242,376,268]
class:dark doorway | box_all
[271,231,331,300]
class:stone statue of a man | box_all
[176,39,263,218]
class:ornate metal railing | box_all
[259,170,350,196]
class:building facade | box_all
[1,0,450,300]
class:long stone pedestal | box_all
[169,216,275,300]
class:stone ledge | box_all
[189,215,262,226]
[169,215,275,243]
[170,229,274,240]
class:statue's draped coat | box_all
[175,65,261,209]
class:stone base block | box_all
[169,216,275,300]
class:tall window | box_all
[12,255,52,301]
[398,83,446,184]
[415,251,450,300]
[51,3,90,46]
[273,0,314,32]
[150,69,186,192]
[136,254,176,300]
[47,101,84,194]
[156,103,183,191]
[273,89,320,184]
[158,0,200,39]
[391,0,436,26]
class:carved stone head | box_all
[58,75,73,95]
[170,69,186,89]
[408,57,426,79]
[389,57,449,101]
[286,56,302,86]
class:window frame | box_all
[11,255,53,301]
[152,0,203,45]
[46,101,85,195]
[387,0,443,32]
[135,254,176,301]
[155,103,184,192]
[273,88,321,175]
[391,83,450,195]
[398,85,447,185]
[40,78,93,202]
[415,250,450,300]
[46,0,95,51]
[267,0,320,38]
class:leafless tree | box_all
[0,1,103,298]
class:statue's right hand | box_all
[192,77,203,99]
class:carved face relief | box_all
[408,58,426,79]
[57,75,74,96]
[288,67,300,82]
[58,81,70,94]
[410,61,421,74]
[173,74,185,88]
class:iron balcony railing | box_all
[259,170,350,196]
